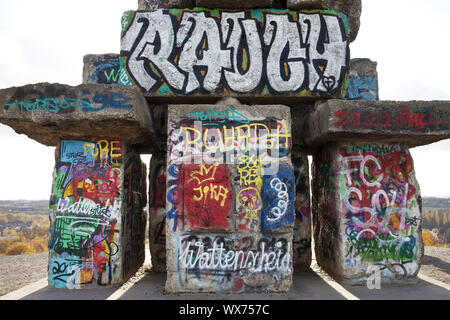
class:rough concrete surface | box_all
[120,9,349,101]
[287,0,362,42]
[0,246,448,299]
[0,83,154,148]
[306,99,450,151]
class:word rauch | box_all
[121,10,348,95]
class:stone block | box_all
[312,141,423,284]
[0,83,155,151]
[148,147,167,272]
[306,99,450,150]
[138,0,194,10]
[48,137,147,288]
[292,146,312,270]
[165,104,297,293]
[345,58,379,101]
[287,0,361,42]
[83,54,121,85]
[195,0,279,8]
[120,9,350,103]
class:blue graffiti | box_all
[4,90,132,114]
[261,163,295,232]
[346,77,378,101]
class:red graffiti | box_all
[179,163,232,230]
[334,107,443,131]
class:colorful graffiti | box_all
[333,107,444,131]
[48,138,124,288]
[175,233,292,292]
[4,90,132,114]
[338,143,421,272]
[120,9,349,97]
[166,105,295,292]
[168,119,291,164]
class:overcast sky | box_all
[0,0,448,200]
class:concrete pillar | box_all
[48,137,147,288]
[148,143,168,272]
[164,104,298,293]
[292,146,312,270]
[312,141,423,284]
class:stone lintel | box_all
[306,99,450,150]
[0,83,154,149]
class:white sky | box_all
[0,0,449,200]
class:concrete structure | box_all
[48,138,147,288]
[287,0,361,42]
[1,0,449,294]
[312,141,423,284]
[119,8,350,102]
[164,104,299,292]
[83,54,121,85]
[0,83,154,149]
[345,58,379,101]
[306,99,450,151]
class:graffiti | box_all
[261,163,295,232]
[166,163,183,232]
[168,119,291,164]
[186,107,250,126]
[339,144,420,265]
[346,77,378,101]
[4,91,132,114]
[180,163,232,231]
[177,234,291,275]
[48,138,123,288]
[88,57,121,84]
[333,107,444,131]
[120,9,349,96]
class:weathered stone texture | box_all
[312,141,424,284]
[292,146,312,270]
[120,9,349,102]
[148,147,168,272]
[287,0,361,42]
[138,0,280,9]
[345,58,379,101]
[0,83,154,149]
[48,138,147,288]
[165,104,298,293]
[83,54,121,85]
[138,0,194,10]
[306,99,450,150]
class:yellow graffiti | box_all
[238,187,262,220]
[188,163,229,207]
[178,121,291,155]
[193,184,230,207]
[237,154,263,186]
[83,140,122,162]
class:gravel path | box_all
[0,246,448,297]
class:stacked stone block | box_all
[1,0,449,293]
[164,104,296,292]
[48,138,147,288]
[0,83,152,288]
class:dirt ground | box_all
[0,246,448,297]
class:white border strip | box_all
[418,274,450,291]
[0,278,48,300]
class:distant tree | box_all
[0,216,8,225]
[422,229,437,246]
[5,242,35,255]
[435,211,440,227]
